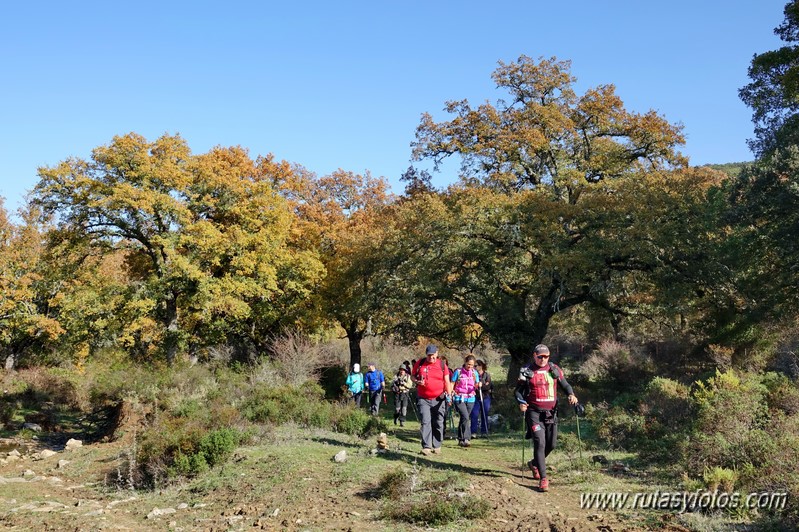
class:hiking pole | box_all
[478,388,490,440]
[521,412,527,481]
[409,390,419,421]
[574,403,585,463]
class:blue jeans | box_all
[470,396,491,434]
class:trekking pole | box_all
[521,412,527,481]
[448,401,455,436]
[478,388,490,440]
[409,390,419,421]
[574,403,585,464]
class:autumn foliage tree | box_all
[0,202,64,368]
[281,168,395,367]
[33,133,323,363]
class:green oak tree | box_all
[740,1,799,157]
[406,56,723,380]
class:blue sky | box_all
[0,1,788,213]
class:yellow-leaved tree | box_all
[33,133,323,363]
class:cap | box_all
[398,365,407,372]
[353,363,360,372]
[425,344,438,355]
[533,344,550,355]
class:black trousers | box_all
[394,392,409,421]
[526,409,558,479]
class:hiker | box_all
[470,359,493,438]
[364,362,385,416]
[345,363,364,407]
[451,354,481,447]
[392,365,413,426]
[515,344,578,492]
[411,344,453,455]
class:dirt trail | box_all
[0,425,688,531]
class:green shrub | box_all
[331,405,370,435]
[383,496,490,526]
[139,425,242,484]
[591,403,646,451]
[703,466,738,492]
[377,468,413,500]
[686,370,770,473]
[240,383,326,426]
[198,427,240,466]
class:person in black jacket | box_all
[470,359,493,437]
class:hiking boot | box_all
[399,420,404,427]
[420,448,432,456]
[432,447,441,454]
[539,478,549,492]
[463,440,471,447]
[527,460,540,480]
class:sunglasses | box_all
[535,355,550,360]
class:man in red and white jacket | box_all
[515,344,579,492]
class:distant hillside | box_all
[701,161,752,178]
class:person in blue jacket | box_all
[364,362,385,415]
[345,363,365,407]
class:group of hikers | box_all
[344,342,578,492]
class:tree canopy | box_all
[33,133,323,363]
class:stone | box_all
[65,438,83,450]
[57,459,70,469]
[39,450,58,459]
[376,432,389,450]
[333,450,347,463]
[147,507,176,519]
[22,423,42,432]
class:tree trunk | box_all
[348,334,363,369]
[344,319,365,370]
[164,292,180,365]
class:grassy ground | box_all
[0,404,775,531]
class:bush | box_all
[331,406,371,436]
[383,496,490,526]
[240,383,326,425]
[686,370,769,473]
[140,424,242,483]
[591,402,646,451]
[582,340,654,395]
[377,468,414,500]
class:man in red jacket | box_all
[411,344,453,456]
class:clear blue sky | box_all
[0,1,788,213]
